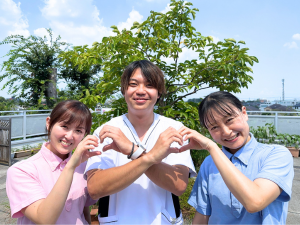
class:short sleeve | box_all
[188,159,211,216]
[255,145,294,202]
[6,165,47,218]
[188,159,211,215]
[84,126,117,176]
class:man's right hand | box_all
[99,125,134,155]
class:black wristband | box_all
[127,142,135,159]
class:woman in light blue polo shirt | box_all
[178,91,294,224]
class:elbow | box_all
[87,181,106,200]
[244,199,264,213]
[87,182,101,200]
[173,181,188,197]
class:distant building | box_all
[293,103,300,111]
[259,99,299,111]
[244,105,259,111]
[265,104,294,111]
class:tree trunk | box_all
[45,68,57,108]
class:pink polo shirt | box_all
[6,143,96,225]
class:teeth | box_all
[226,134,238,141]
[61,140,71,146]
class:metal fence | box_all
[247,111,300,135]
[0,110,51,148]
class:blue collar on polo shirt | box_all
[222,133,258,166]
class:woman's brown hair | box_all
[47,100,92,138]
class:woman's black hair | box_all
[198,91,243,128]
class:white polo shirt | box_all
[85,113,196,225]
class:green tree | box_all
[0,28,69,108]
[59,45,102,99]
[72,0,258,138]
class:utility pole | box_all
[282,79,285,101]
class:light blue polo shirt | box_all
[188,133,294,224]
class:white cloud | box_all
[39,0,143,46]
[39,0,112,46]
[161,3,171,14]
[292,33,300,41]
[0,0,29,38]
[117,9,143,31]
[284,41,298,49]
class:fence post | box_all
[274,112,278,133]
[0,118,12,166]
[23,111,26,140]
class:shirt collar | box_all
[222,133,258,166]
[40,142,72,171]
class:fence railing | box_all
[1,109,299,149]
[247,111,300,135]
[0,110,51,148]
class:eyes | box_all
[129,82,153,88]
[209,117,235,131]
[60,124,85,134]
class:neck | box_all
[126,110,154,134]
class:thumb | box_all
[178,144,191,153]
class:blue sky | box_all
[0,0,299,101]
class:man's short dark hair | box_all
[121,60,166,97]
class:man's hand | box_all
[99,125,133,155]
[146,127,183,164]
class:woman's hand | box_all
[99,125,133,155]
[69,135,101,169]
[177,126,216,152]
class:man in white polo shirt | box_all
[85,60,196,224]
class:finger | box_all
[85,135,99,142]
[169,147,180,154]
[177,126,187,133]
[86,151,102,158]
[178,144,191,153]
[102,142,118,152]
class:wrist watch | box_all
[131,142,146,160]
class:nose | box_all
[65,130,74,140]
[221,125,231,136]
[136,84,146,94]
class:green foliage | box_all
[250,123,300,148]
[179,178,196,222]
[0,28,69,107]
[71,0,257,134]
[0,97,18,111]
[59,45,102,98]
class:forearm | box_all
[208,143,280,212]
[192,212,209,225]
[22,165,75,224]
[87,154,154,199]
[145,163,189,196]
[83,206,91,225]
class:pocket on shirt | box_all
[65,188,86,212]
[161,208,183,225]
[98,215,118,224]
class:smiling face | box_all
[124,67,159,115]
[206,106,251,154]
[46,118,86,160]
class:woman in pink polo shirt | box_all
[6,100,101,224]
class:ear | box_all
[241,106,248,121]
[46,117,50,131]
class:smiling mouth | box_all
[60,140,72,146]
[225,133,239,141]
